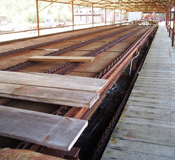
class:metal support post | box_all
[72,1,74,30]
[92,4,94,27]
[169,4,172,37]
[172,0,175,46]
[36,0,40,36]
[166,11,168,29]
[114,9,115,24]
[105,7,106,25]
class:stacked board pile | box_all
[0,71,108,151]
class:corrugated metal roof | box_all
[38,0,173,12]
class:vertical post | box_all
[36,0,40,36]
[120,10,122,21]
[170,4,172,37]
[72,1,74,30]
[92,3,94,27]
[167,10,170,32]
[114,9,115,24]
[105,7,106,25]
[172,0,175,46]
[125,11,126,21]
[166,11,168,29]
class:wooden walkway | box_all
[102,22,175,159]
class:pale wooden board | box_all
[0,83,99,108]
[0,105,88,151]
[0,71,108,92]
[102,149,175,160]
[131,88,175,96]
[28,56,95,62]
[103,138,175,158]
[126,100,175,108]
[129,92,175,100]
[128,96,175,104]
[122,109,175,123]
[113,126,175,146]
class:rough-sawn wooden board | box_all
[0,71,108,108]
[0,105,88,151]
[28,56,95,62]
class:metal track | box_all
[45,26,146,74]
[0,25,125,58]
[2,25,137,72]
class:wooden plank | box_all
[130,92,175,100]
[0,148,65,160]
[131,88,174,96]
[123,106,175,122]
[135,81,175,86]
[103,138,175,158]
[128,96,175,105]
[111,128,175,148]
[0,71,108,92]
[0,105,88,151]
[28,56,95,62]
[115,122,175,139]
[134,85,175,91]
[102,148,175,160]
[124,104,175,115]
[119,116,175,129]
[127,100,175,108]
[0,83,99,108]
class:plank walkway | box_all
[0,105,88,151]
[102,22,175,159]
[0,71,108,108]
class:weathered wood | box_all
[127,100,175,108]
[102,24,175,160]
[123,107,175,122]
[0,105,88,151]
[0,148,65,160]
[104,138,175,158]
[0,71,108,92]
[28,56,95,62]
[130,92,175,100]
[0,71,109,108]
[0,82,99,108]
[102,149,175,160]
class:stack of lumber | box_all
[0,71,108,151]
[0,71,108,108]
